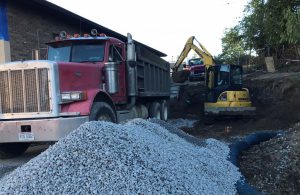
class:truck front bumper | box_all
[0,116,89,143]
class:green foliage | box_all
[219,26,247,64]
[282,5,300,44]
[241,0,266,50]
[221,0,300,60]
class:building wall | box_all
[6,1,90,61]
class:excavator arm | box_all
[173,36,214,72]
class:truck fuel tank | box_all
[104,62,119,94]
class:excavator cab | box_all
[204,64,256,116]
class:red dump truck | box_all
[0,31,170,158]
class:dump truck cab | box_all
[46,35,128,105]
[0,31,170,158]
[187,58,205,81]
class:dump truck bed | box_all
[136,46,170,98]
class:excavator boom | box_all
[173,36,214,72]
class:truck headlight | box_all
[60,91,87,103]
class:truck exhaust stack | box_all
[126,33,137,101]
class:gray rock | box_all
[0,119,240,194]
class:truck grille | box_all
[0,68,51,114]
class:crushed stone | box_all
[0,119,241,194]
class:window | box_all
[71,43,104,62]
[48,45,71,62]
[217,65,230,86]
[189,58,203,66]
[231,66,242,85]
[47,42,105,63]
[108,45,123,62]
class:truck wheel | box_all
[149,102,161,119]
[160,100,169,121]
[90,102,117,123]
[0,143,31,159]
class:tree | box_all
[282,3,300,44]
[221,0,300,65]
[219,26,247,64]
[240,0,300,53]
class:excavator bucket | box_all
[172,70,190,83]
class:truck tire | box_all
[89,102,117,123]
[160,100,169,121]
[0,143,31,159]
[149,102,161,119]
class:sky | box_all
[48,0,248,62]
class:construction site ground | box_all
[170,70,300,194]
[1,71,300,193]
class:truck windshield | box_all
[48,45,71,62]
[48,42,105,63]
[189,58,203,66]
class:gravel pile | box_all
[240,124,300,194]
[0,119,241,194]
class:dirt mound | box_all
[170,82,206,119]
[245,72,300,104]
[245,71,300,129]
[239,124,300,194]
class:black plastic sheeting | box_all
[228,131,283,195]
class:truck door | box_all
[108,44,127,103]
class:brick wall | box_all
[6,1,90,61]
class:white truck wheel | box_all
[149,102,161,119]
[160,100,169,121]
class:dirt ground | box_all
[170,70,300,193]
[172,72,300,133]
[239,125,300,194]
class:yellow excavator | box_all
[172,36,256,117]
